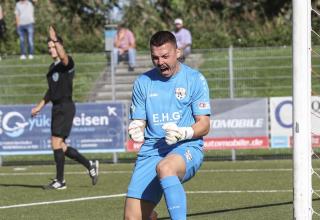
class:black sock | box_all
[53,149,65,182]
[65,146,91,170]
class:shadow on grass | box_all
[0,183,43,189]
[158,198,320,219]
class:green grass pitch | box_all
[1,160,320,219]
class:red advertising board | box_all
[127,139,143,152]
[288,135,320,148]
[127,136,269,152]
[204,137,269,150]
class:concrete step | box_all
[95,91,132,100]
[95,81,133,91]
[98,84,133,92]
[115,75,139,83]
[115,67,150,75]
[135,54,152,60]
[100,83,133,90]
[94,75,138,84]
[117,59,153,68]
[88,53,204,102]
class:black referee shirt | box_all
[44,56,75,104]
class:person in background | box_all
[31,26,99,190]
[113,24,136,71]
[0,3,6,60]
[15,0,35,60]
[172,18,192,63]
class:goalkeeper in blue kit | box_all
[124,31,211,220]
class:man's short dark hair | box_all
[47,36,63,45]
[150,31,177,48]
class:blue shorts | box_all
[126,144,204,205]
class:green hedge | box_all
[0,1,299,53]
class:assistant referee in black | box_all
[31,26,99,190]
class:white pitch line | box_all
[0,168,299,176]
[186,190,293,194]
[0,189,306,210]
[0,171,131,176]
[199,168,293,172]
[0,193,126,209]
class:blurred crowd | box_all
[0,1,192,65]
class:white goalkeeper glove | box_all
[162,122,194,145]
[128,120,146,142]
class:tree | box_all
[122,0,292,49]
[0,0,294,54]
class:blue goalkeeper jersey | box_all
[129,63,211,156]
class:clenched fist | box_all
[128,120,146,142]
[162,122,194,145]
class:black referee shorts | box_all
[51,102,75,139]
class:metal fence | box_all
[195,46,320,98]
[1,46,320,105]
[193,47,289,99]
[0,53,107,105]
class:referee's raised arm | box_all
[48,25,69,66]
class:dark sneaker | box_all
[89,160,99,185]
[43,179,66,190]
[128,66,134,72]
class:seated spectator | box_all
[172,18,192,63]
[112,25,136,71]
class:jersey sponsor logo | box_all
[52,72,59,82]
[149,93,158,97]
[152,112,181,124]
[175,88,186,100]
[198,102,210,110]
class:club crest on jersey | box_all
[175,88,186,100]
[52,72,59,82]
